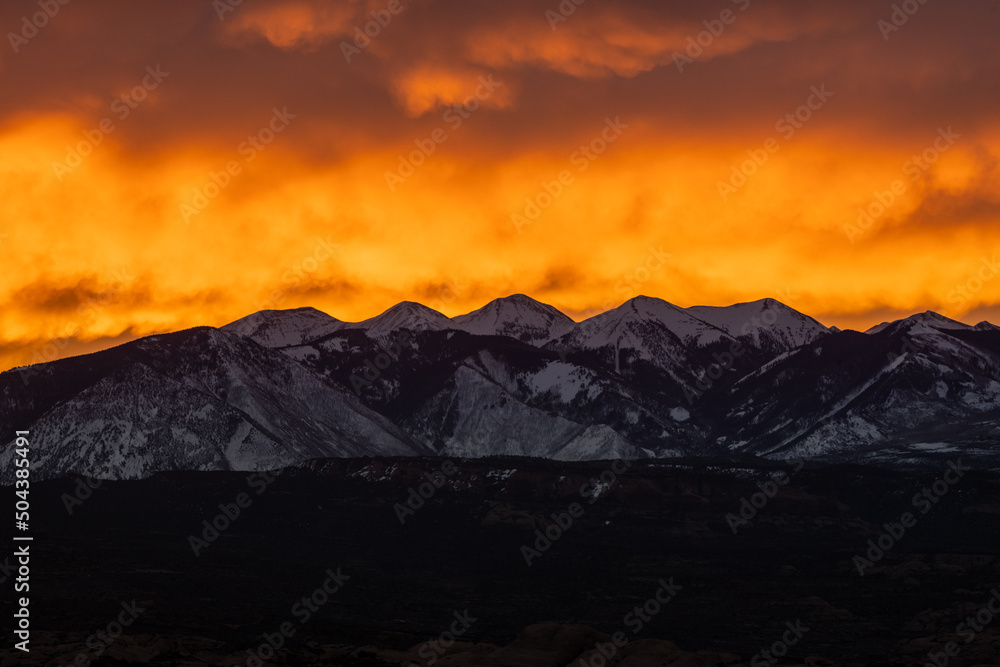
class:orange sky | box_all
[2,0,1000,371]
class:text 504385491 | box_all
[13,430,31,653]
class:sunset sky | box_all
[2,0,999,371]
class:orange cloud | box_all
[464,3,865,78]
[390,67,514,117]
[0,0,999,373]
[223,2,358,50]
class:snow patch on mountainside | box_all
[527,361,590,403]
[551,424,644,460]
[0,363,297,482]
[404,365,632,460]
[769,352,909,452]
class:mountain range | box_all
[3,294,1000,481]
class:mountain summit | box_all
[453,294,575,344]
[687,298,829,352]
[222,307,342,348]
[4,296,997,482]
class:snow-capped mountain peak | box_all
[453,294,575,345]
[350,301,454,337]
[599,296,735,347]
[866,310,972,335]
[686,298,829,351]
[222,307,343,349]
[551,296,736,377]
[10,295,1000,483]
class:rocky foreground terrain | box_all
[3,457,1000,665]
